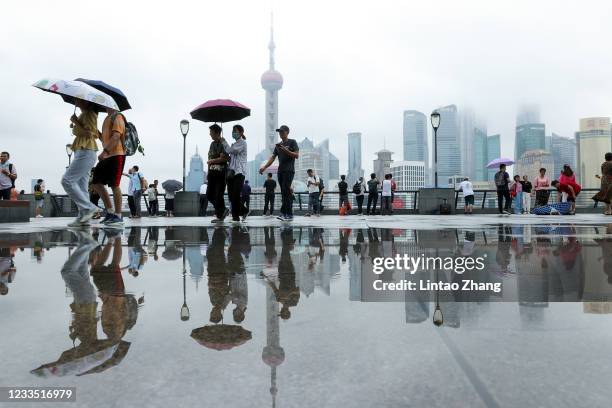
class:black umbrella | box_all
[190,99,250,123]
[75,78,131,111]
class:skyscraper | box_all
[516,104,541,127]
[515,123,545,161]
[347,132,364,185]
[472,126,488,181]
[486,134,501,180]
[433,105,460,187]
[550,133,576,178]
[402,111,428,181]
[185,147,206,192]
[575,117,611,188]
[261,14,283,156]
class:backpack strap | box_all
[110,112,127,149]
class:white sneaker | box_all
[78,209,98,224]
[35,214,44,218]
[68,218,88,227]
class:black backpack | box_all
[352,182,361,194]
[318,178,325,191]
[8,164,15,188]
[111,113,143,156]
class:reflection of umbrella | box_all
[486,157,514,168]
[191,324,252,351]
[190,99,250,123]
[31,340,130,377]
[33,78,119,112]
[162,179,183,193]
[162,246,183,261]
[75,78,131,111]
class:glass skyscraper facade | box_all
[347,132,364,185]
[486,134,501,181]
[515,123,545,162]
[472,127,488,181]
[402,110,428,182]
[434,105,460,187]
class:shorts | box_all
[36,200,44,208]
[464,195,474,205]
[92,155,126,188]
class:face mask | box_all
[232,132,240,140]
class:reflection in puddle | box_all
[1,224,612,407]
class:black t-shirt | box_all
[338,181,348,195]
[522,181,533,193]
[273,139,299,173]
[264,179,277,194]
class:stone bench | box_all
[0,200,31,223]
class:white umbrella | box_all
[33,78,119,111]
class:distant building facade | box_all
[390,161,425,191]
[486,134,501,181]
[515,123,546,162]
[347,132,364,185]
[403,110,429,182]
[434,105,460,187]
[550,133,576,178]
[575,117,612,188]
[515,149,554,182]
[373,149,394,181]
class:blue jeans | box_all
[309,192,320,214]
[514,192,523,214]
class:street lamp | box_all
[430,111,441,188]
[180,120,190,188]
[65,144,73,167]
[180,247,190,321]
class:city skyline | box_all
[2,0,612,192]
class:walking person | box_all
[592,152,612,215]
[164,187,175,217]
[522,175,533,214]
[366,173,379,215]
[263,173,276,217]
[223,124,248,224]
[510,175,523,215]
[306,169,320,217]
[62,100,103,226]
[457,177,474,214]
[34,179,45,218]
[337,175,349,212]
[494,164,512,215]
[381,174,393,215]
[534,167,551,206]
[0,152,17,200]
[240,180,251,221]
[147,183,158,216]
[259,125,300,221]
[206,124,230,223]
[199,180,209,216]
[353,176,366,215]
[91,107,127,226]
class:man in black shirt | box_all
[206,124,229,223]
[337,175,349,211]
[263,173,276,216]
[259,125,299,221]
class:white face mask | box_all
[232,132,241,140]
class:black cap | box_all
[275,125,290,133]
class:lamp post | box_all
[180,247,190,321]
[180,120,190,188]
[430,112,441,188]
[65,144,73,167]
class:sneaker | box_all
[503,210,512,215]
[35,214,44,218]
[100,213,114,224]
[103,214,124,227]
[304,213,311,217]
[68,218,89,228]
[78,209,98,224]
[276,215,287,221]
[211,218,224,224]
[286,215,294,221]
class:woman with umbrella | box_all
[222,124,248,223]
[62,99,101,226]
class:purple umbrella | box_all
[190,99,250,123]
[486,157,514,169]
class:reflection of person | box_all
[266,228,300,320]
[0,247,16,296]
[207,228,229,323]
[228,227,250,323]
[594,225,612,285]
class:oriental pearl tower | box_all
[261,13,284,156]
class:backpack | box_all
[352,182,361,194]
[8,164,15,188]
[318,178,325,191]
[111,113,142,156]
[494,171,506,188]
[368,179,377,193]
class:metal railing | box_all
[42,188,603,217]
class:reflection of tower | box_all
[261,13,284,156]
[261,285,284,408]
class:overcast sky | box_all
[1,0,611,192]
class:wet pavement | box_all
[1,222,612,408]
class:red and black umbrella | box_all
[190,99,250,123]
